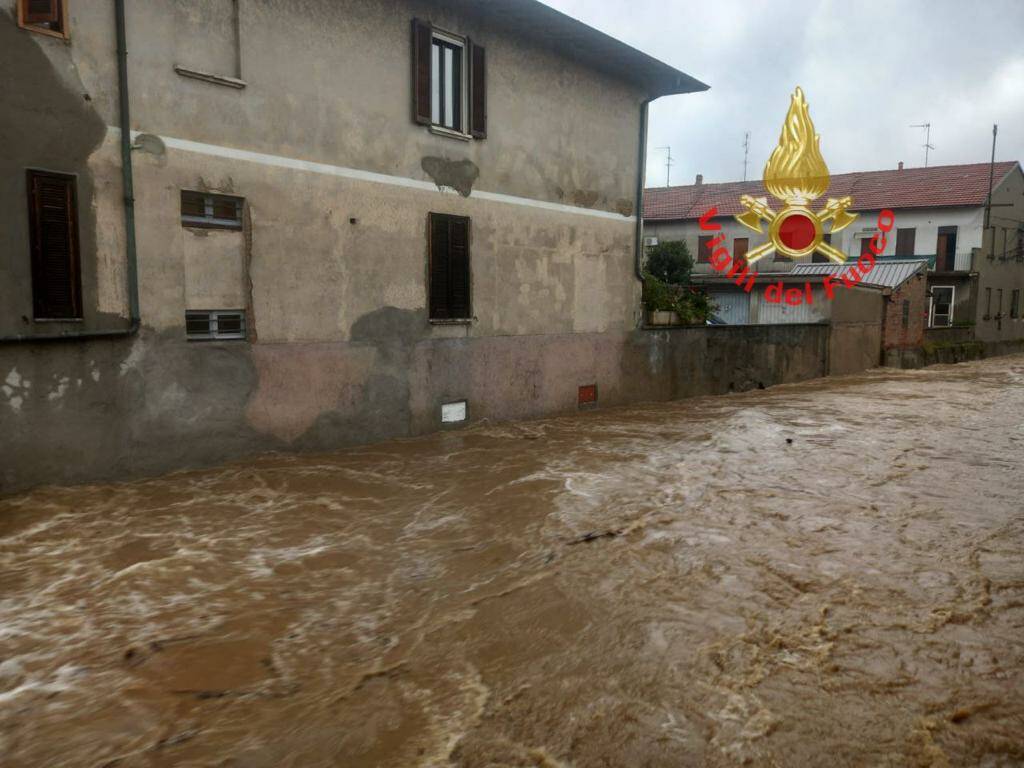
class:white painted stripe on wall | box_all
[111,128,636,223]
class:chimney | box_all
[695,174,703,185]
[898,161,904,171]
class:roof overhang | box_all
[447,0,708,98]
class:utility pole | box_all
[656,146,673,187]
[910,122,935,167]
[742,131,751,181]
[985,124,998,231]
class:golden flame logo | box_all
[764,88,829,203]
[736,87,855,263]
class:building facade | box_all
[0,0,710,491]
[643,162,1024,346]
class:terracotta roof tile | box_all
[644,161,1020,221]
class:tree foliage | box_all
[644,240,693,285]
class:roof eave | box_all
[449,0,708,98]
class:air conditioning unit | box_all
[643,236,659,247]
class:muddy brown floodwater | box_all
[2,357,1024,768]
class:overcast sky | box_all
[543,0,1024,188]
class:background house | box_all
[643,161,1024,347]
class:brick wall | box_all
[882,273,927,349]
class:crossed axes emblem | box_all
[735,194,856,264]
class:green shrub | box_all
[645,240,693,285]
[642,272,717,324]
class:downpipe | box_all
[1,0,140,343]
[634,99,651,284]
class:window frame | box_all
[427,212,472,322]
[697,235,713,264]
[412,18,486,140]
[1010,289,1021,319]
[26,168,83,321]
[895,227,916,257]
[180,190,244,230]
[733,237,749,267]
[430,30,466,135]
[18,0,68,39]
[185,309,247,341]
[929,285,955,328]
[936,226,958,271]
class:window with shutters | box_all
[895,228,916,256]
[181,190,243,230]
[733,238,748,269]
[697,235,713,264]
[26,170,82,320]
[18,0,67,38]
[412,19,486,139]
[428,213,471,320]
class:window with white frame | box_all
[431,33,464,132]
[181,190,243,230]
[929,286,954,328]
[186,310,246,341]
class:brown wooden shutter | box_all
[429,214,451,318]
[180,190,206,218]
[412,18,433,125]
[448,217,471,318]
[697,235,712,263]
[733,237,748,267]
[429,214,471,319]
[896,228,915,256]
[468,40,487,139]
[27,170,82,319]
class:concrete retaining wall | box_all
[0,323,829,494]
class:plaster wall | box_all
[0,324,831,494]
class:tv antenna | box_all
[656,146,673,187]
[742,131,751,181]
[910,122,935,167]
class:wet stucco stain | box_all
[244,305,427,447]
[615,198,635,217]
[421,157,479,198]
[571,189,600,209]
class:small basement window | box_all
[441,400,467,423]
[181,190,243,230]
[18,0,67,38]
[186,310,246,341]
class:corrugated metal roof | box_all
[791,259,928,289]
